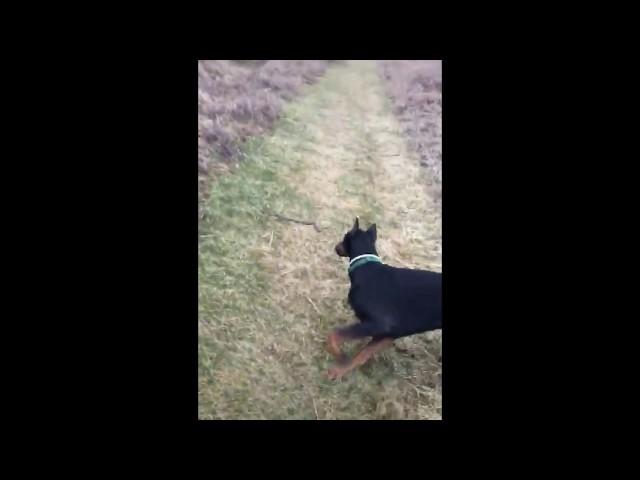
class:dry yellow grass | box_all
[198,61,441,420]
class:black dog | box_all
[327,217,441,379]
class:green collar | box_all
[348,254,383,273]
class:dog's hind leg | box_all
[327,337,394,380]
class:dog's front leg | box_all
[327,337,394,380]
[326,330,348,364]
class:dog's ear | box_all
[352,217,360,231]
[367,223,377,242]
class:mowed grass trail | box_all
[198,61,442,420]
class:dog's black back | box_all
[348,263,441,339]
[335,218,441,340]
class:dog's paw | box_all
[327,366,346,380]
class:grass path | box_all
[198,61,441,420]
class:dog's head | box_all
[335,217,377,258]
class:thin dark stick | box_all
[269,210,322,232]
